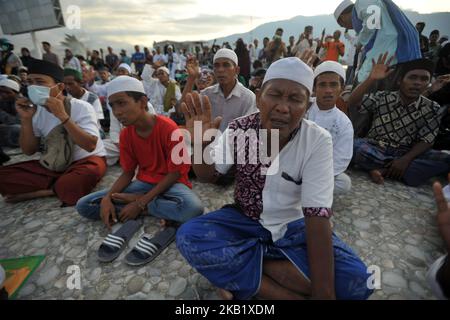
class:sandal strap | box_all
[102,234,125,249]
[134,237,160,256]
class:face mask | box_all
[27,85,50,106]
[27,85,61,106]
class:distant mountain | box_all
[209,11,450,45]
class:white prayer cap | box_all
[213,48,238,66]
[262,57,314,95]
[107,75,145,98]
[314,61,346,82]
[334,0,354,20]
[117,63,131,74]
[157,66,170,75]
[167,45,173,50]
[0,77,20,93]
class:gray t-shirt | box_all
[201,81,257,133]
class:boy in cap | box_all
[349,54,450,186]
[103,72,156,166]
[0,59,107,205]
[76,76,203,231]
[307,61,354,195]
[334,0,421,87]
[177,57,372,300]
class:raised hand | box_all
[46,97,68,121]
[15,97,37,120]
[181,92,222,146]
[153,59,165,69]
[431,74,450,93]
[186,57,200,80]
[296,48,317,68]
[369,52,395,81]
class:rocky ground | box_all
[0,148,447,300]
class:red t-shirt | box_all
[119,115,192,188]
[323,41,345,62]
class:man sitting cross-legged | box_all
[348,54,450,186]
[76,76,203,230]
[176,58,372,300]
[0,59,107,206]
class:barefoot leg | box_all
[4,189,54,203]
[369,170,385,185]
[217,288,233,300]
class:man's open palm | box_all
[370,52,395,81]
[181,92,222,145]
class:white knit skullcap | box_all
[0,77,20,93]
[157,66,170,75]
[213,48,238,66]
[262,57,314,95]
[314,61,346,82]
[117,63,132,74]
[334,0,354,20]
[107,75,145,98]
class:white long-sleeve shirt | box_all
[306,101,354,176]
[141,65,181,116]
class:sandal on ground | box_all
[97,220,142,263]
[124,227,177,266]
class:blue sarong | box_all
[176,206,373,300]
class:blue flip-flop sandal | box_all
[98,220,142,263]
[124,227,177,266]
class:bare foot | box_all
[4,190,54,203]
[158,219,179,230]
[369,170,385,185]
[217,288,233,300]
[111,193,143,204]
[433,178,450,252]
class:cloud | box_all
[1,0,447,57]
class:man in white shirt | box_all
[63,68,104,130]
[307,61,354,195]
[293,26,318,57]
[153,47,167,65]
[141,62,181,116]
[64,49,82,73]
[0,59,106,206]
[176,57,371,300]
[178,49,187,72]
[88,67,110,99]
[87,67,111,130]
[343,29,359,86]
[165,46,180,80]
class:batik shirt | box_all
[359,91,444,148]
[210,112,334,241]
